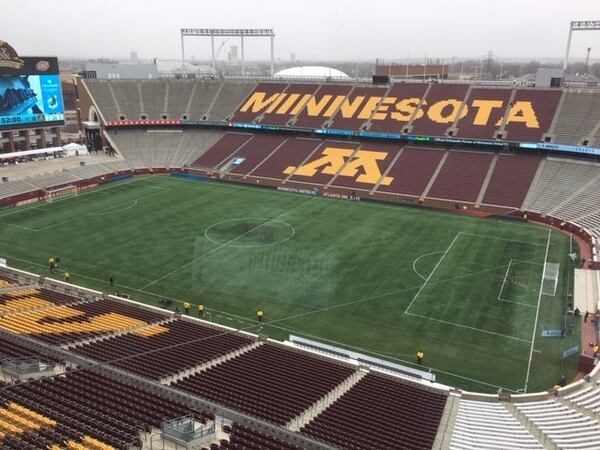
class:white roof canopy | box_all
[274,66,350,79]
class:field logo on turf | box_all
[284,146,393,186]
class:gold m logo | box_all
[0,298,168,336]
[284,147,393,186]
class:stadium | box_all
[0,12,600,450]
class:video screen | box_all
[0,56,64,131]
[0,74,64,129]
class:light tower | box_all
[563,20,600,71]
[585,47,591,74]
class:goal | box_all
[43,185,78,203]
[541,262,560,296]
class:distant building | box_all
[374,63,449,79]
[228,46,238,66]
[156,60,213,77]
[290,53,296,63]
[81,61,158,79]
[535,68,564,88]
[130,50,138,63]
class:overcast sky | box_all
[2,0,600,62]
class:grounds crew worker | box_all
[257,308,264,322]
[184,302,191,315]
[198,304,205,317]
[48,257,54,271]
[417,350,424,365]
[63,272,70,283]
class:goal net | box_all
[541,263,560,296]
[43,185,78,203]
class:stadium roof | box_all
[274,65,350,79]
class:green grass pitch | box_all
[0,175,581,393]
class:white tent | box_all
[62,142,88,157]
[0,143,88,160]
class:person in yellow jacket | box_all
[63,272,70,283]
[417,350,424,365]
[183,302,191,314]
[198,304,205,317]
[594,344,599,358]
[48,257,55,271]
[256,308,264,322]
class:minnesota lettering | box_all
[241,91,540,128]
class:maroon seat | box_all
[482,152,542,208]
[427,150,493,203]
[376,147,445,197]
[410,84,469,137]
[301,373,447,450]
[368,83,428,133]
[248,137,323,181]
[230,82,289,124]
[74,319,253,380]
[191,133,253,169]
[174,343,355,425]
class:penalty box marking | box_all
[0,177,155,223]
[404,230,544,340]
[497,259,539,308]
[6,253,541,356]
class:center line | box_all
[139,197,316,290]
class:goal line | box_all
[541,262,560,297]
[43,185,78,203]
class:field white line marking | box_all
[405,311,532,343]
[524,228,552,393]
[35,186,170,231]
[0,177,146,221]
[88,199,139,216]
[203,218,296,248]
[497,258,513,301]
[404,233,461,314]
[412,251,444,281]
[139,197,317,290]
[0,222,40,232]
[498,259,542,308]
[242,263,515,327]
[86,187,170,217]
[498,299,537,309]
[263,323,523,392]
[513,259,544,267]
[5,254,517,338]
[459,231,546,247]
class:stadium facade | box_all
[0,39,599,450]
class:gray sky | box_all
[2,0,600,61]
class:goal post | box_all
[43,185,78,203]
[542,262,560,297]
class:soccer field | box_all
[0,175,581,392]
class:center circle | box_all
[204,218,296,248]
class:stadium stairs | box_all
[61,316,176,350]
[0,265,600,449]
[159,340,263,385]
[285,369,368,432]
[1,80,600,448]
